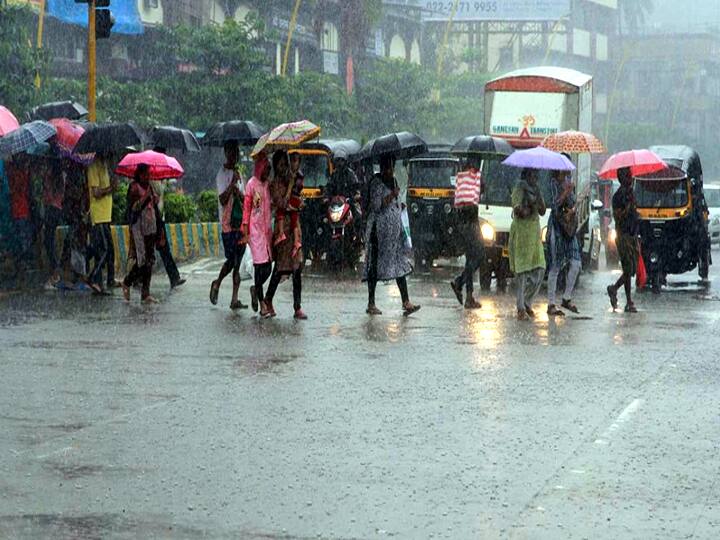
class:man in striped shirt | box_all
[450,158,484,309]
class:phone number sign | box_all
[419,0,571,21]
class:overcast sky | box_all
[646,0,720,32]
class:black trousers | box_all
[265,267,302,311]
[253,262,272,303]
[89,223,115,286]
[43,206,63,272]
[367,225,409,305]
[157,239,181,286]
[453,217,484,295]
[123,235,156,299]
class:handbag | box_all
[230,194,244,229]
[401,207,412,251]
[558,204,578,239]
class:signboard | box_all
[323,50,339,75]
[489,92,565,143]
[47,0,144,35]
[407,0,571,21]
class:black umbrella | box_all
[29,101,88,121]
[356,131,428,162]
[74,122,144,154]
[202,120,265,147]
[149,126,201,152]
[451,135,513,157]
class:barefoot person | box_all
[509,168,546,321]
[362,155,420,316]
[122,164,159,303]
[209,141,247,310]
[242,153,274,318]
[607,167,639,313]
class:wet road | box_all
[1,256,720,539]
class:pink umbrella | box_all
[49,118,95,164]
[598,149,667,179]
[115,150,184,181]
[0,106,20,137]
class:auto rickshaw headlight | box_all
[443,203,453,214]
[481,222,495,242]
[541,226,548,243]
[410,202,419,214]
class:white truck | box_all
[479,66,602,290]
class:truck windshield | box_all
[482,161,553,207]
[298,154,329,188]
[408,159,458,188]
[635,179,689,209]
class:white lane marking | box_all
[594,398,644,445]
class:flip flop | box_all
[209,281,219,305]
[403,304,421,317]
[607,285,618,310]
[449,281,463,306]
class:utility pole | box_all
[281,0,302,77]
[88,0,97,121]
[35,0,46,90]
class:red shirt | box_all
[454,168,482,208]
[6,162,31,220]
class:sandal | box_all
[209,280,219,305]
[403,303,421,317]
[121,283,131,302]
[142,295,160,304]
[449,281,463,306]
[560,299,579,314]
[230,300,248,310]
[517,309,530,321]
[624,303,638,313]
[265,300,277,318]
[547,304,565,317]
[464,298,482,310]
[607,285,618,310]
[366,305,382,316]
[525,305,536,318]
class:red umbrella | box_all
[0,106,20,136]
[49,118,95,164]
[115,150,184,180]
[598,149,667,179]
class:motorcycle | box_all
[324,194,362,270]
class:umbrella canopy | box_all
[541,130,606,154]
[75,122,144,154]
[451,135,513,157]
[29,101,88,122]
[501,146,575,171]
[0,121,57,159]
[251,120,321,158]
[202,120,265,147]
[356,131,428,162]
[149,126,201,153]
[49,118,95,164]
[598,149,667,180]
[115,150,184,181]
[0,106,20,136]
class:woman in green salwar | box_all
[509,168,547,320]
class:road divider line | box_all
[595,398,644,445]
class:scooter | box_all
[324,195,362,270]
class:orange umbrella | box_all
[541,130,606,154]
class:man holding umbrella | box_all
[449,156,484,310]
[87,153,119,292]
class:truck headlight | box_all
[541,226,548,243]
[480,222,495,242]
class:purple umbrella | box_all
[501,146,575,171]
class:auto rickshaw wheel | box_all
[651,272,662,294]
[699,248,710,280]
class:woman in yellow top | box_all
[509,168,546,320]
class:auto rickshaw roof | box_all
[289,139,361,160]
[408,149,459,162]
[635,164,687,182]
[649,145,703,179]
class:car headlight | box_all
[410,202,419,214]
[480,222,495,242]
[609,229,617,243]
[443,203,452,214]
[541,226,548,243]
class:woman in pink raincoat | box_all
[242,154,274,318]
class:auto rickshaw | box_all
[636,145,711,291]
[288,139,361,263]
[406,146,462,268]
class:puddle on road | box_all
[232,353,301,376]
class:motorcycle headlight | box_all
[410,202,419,214]
[541,226,548,243]
[609,229,617,243]
[443,203,452,214]
[480,222,495,242]
[650,252,658,264]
